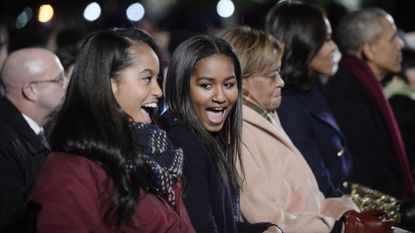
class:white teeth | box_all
[143,103,157,108]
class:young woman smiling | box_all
[160,35,279,233]
[29,28,195,233]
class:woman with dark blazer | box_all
[265,0,351,198]
[160,35,279,233]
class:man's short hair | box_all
[336,7,388,55]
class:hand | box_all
[263,225,283,233]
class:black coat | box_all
[389,95,415,175]
[160,112,274,233]
[0,97,49,227]
[325,65,403,198]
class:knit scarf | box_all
[243,95,278,127]
[128,122,183,206]
[340,56,415,198]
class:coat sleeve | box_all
[30,155,107,233]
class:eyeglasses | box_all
[30,72,66,86]
[256,69,281,81]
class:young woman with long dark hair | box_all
[160,35,279,233]
[29,28,195,233]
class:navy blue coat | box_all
[277,86,352,197]
[160,112,274,233]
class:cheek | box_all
[227,88,239,107]
[189,90,207,113]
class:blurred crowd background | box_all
[1,0,415,55]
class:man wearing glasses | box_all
[0,48,67,229]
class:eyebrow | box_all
[390,31,399,42]
[140,69,157,75]
[195,76,236,82]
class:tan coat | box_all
[239,105,357,233]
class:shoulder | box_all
[326,66,360,94]
[160,112,190,140]
[159,113,211,170]
[278,91,309,119]
[389,95,415,105]
[38,152,107,186]
[160,112,205,153]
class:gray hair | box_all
[336,7,389,55]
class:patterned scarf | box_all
[128,122,183,206]
[243,95,278,126]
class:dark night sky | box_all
[1,0,415,51]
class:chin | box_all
[204,124,224,133]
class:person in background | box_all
[160,35,280,233]
[265,0,350,198]
[325,7,415,200]
[29,28,195,233]
[55,27,85,78]
[384,48,415,176]
[0,25,8,96]
[0,48,67,229]
[221,25,360,233]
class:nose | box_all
[330,40,338,52]
[212,86,226,103]
[152,79,163,98]
[64,76,70,89]
[276,75,285,88]
[396,36,404,50]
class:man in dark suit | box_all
[325,8,415,199]
[0,48,67,227]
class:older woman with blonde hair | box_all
[220,25,394,233]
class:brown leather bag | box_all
[343,210,395,233]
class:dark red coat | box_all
[30,152,195,233]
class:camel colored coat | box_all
[239,105,357,233]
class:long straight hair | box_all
[47,28,162,229]
[165,35,242,192]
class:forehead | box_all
[378,15,396,35]
[28,53,63,78]
[193,55,235,74]
[324,18,332,33]
[128,43,159,69]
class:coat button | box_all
[337,149,344,157]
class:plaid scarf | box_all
[128,122,183,206]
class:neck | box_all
[11,99,45,127]
[367,62,386,81]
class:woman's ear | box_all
[110,79,118,96]
[22,84,38,102]
[242,78,250,97]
